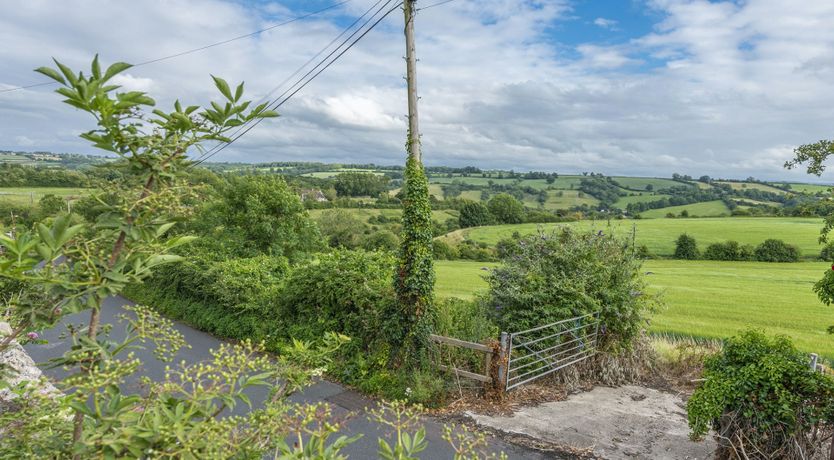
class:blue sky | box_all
[2,0,834,181]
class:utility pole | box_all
[404,0,421,163]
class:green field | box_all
[542,190,598,209]
[0,187,90,206]
[615,193,670,206]
[612,177,687,191]
[781,183,832,194]
[640,200,730,218]
[308,207,458,223]
[434,259,834,357]
[441,217,824,258]
[716,181,788,195]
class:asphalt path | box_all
[24,295,550,459]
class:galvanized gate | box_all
[504,312,600,391]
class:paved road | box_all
[24,295,550,459]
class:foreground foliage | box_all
[687,330,834,459]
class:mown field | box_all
[434,259,834,357]
[640,200,730,218]
[0,187,90,206]
[440,217,824,258]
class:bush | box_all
[457,240,496,262]
[702,241,754,261]
[754,238,800,262]
[687,330,834,458]
[483,228,656,348]
[279,249,395,347]
[821,242,834,261]
[314,209,366,249]
[432,240,458,260]
[361,230,399,252]
[203,255,289,310]
[674,234,699,260]
[458,201,493,228]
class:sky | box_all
[1,0,834,181]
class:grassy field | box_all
[781,183,832,194]
[434,259,834,357]
[308,207,458,223]
[716,181,788,195]
[441,217,824,258]
[612,177,687,191]
[640,200,730,218]
[615,193,670,206]
[0,187,90,206]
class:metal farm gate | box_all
[503,312,600,391]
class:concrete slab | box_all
[468,385,716,460]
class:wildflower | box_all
[26,332,39,340]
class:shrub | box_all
[314,208,366,249]
[203,255,289,310]
[483,228,656,348]
[754,238,800,262]
[687,330,834,458]
[495,237,521,259]
[458,201,493,228]
[361,230,399,252]
[432,239,458,260]
[457,240,496,262]
[702,240,754,261]
[674,234,699,259]
[279,249,396,348]
[820,242,834,261]
[38,194,66,216]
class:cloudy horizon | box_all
[2,0,834,182]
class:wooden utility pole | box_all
[404,0,421,163]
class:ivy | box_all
[391,146,436,368]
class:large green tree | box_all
[487,193,525,224]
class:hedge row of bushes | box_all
[674,234,801,262]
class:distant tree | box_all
[698,175,712,183]
[333,171,389,197]
[680,209,689,218]
[645,184,653,191]
[458,201,493,228]
[487,193,525,224]
[674,234,699,259]
[315,209,365,249]
[221,175,322,257]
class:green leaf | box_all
[34,66,66,85]
[52,59,78,86]
[234,82,244,102]
[211,75,233,101]
[102,62,133,82]
[91,54,102,79]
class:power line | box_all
[192,0,393,164]
[418,0,458,10]
[192,0,402,167]
[0,0,353,94]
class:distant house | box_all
[300,189,328,202]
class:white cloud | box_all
[0,0,833,181]
[593,17,618,29]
